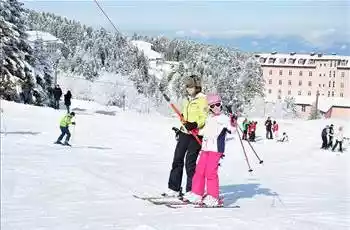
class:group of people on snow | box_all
[50,84,72,113]
[264,117,279,140]
[50,85,75,146]
[321,124,344,152]
[241,119,257,142]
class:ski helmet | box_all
[184,75,202,88]
[206,93,222,115]
[206,93,221,105]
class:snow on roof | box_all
[26,30,63,44]
[265,95,350,113]
[130,40,163,60]
[256,52,350,67]
[257,52,350,61]
[294,96,350,112]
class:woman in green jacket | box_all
[163,75,208,197]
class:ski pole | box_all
[237,126,263,164]
[230,113,253,172]
[234,117,253,172]
[162,93,202,145]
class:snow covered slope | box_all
[1,100,349,230]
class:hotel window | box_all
[288,90,291,95]
[299,80,302,86]
[269,70,272,75]
[308,59,315,64]
[340,93,344,97]
[332,91,335,97]
[268,58,275,64]
[330,62,332,67]
[299,71,303,76]
[341,72,345,78]
[329,71,332,77]
[329,81,331,87]
[309,71,312,76]
[298,59,306,64]
[269,79,272,84]
[279,70,283,76]
[308,81,312,86]
[301,105,306,112]
[279,58,286,64]
[333,81,335,87]
[333,71,335,77]
[259,57,266,63]
[277,95,281,99]
[268,89,272,94]
[288,80,292,85]
[335,61,338,67]
[341,82,344,88]
[328,91,330,97]
[298,91,302,95]
[278,89,282,94]
[288,58,295,64]
[319,84,321,87]
[279,80,282,85]
[308,91,311,96]
[289,70,292,75]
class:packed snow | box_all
[1,99,349,230]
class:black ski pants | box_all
[321,135,328,149]
[332,141,343,152]
[266,128,273,139]
[168,132,202,193]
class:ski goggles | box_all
[209,103,221,109]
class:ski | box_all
[133,194,181,200]
[133,194,188,205]
[165,203,240,209]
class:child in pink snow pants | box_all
[183,93,236,207]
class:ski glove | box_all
[223,127,231,134]
[72,122,76,125]
[184,121,198,131]
[172,127,181,141]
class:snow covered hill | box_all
[1,100,349,230]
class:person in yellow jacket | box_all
[163,75,208,197]
[54,112,76,146]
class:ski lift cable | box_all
[93,0,122,36]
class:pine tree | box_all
[1,0,35,101]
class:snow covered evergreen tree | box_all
[0,0,35,101]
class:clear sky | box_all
[23,0,349,49]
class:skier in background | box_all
[242,118,249,140]
[321,125,329,149]
[53,84,63,110]
[327,124,334,149]
[265,117,273,139]
[64,90,72,113]
[272,120,279,139]
[183,93,236,207]
[277,132,289,142]
[54,112,76,146]
[332,126,344,153]
[249,121,257,142]
[163,75,208,197]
